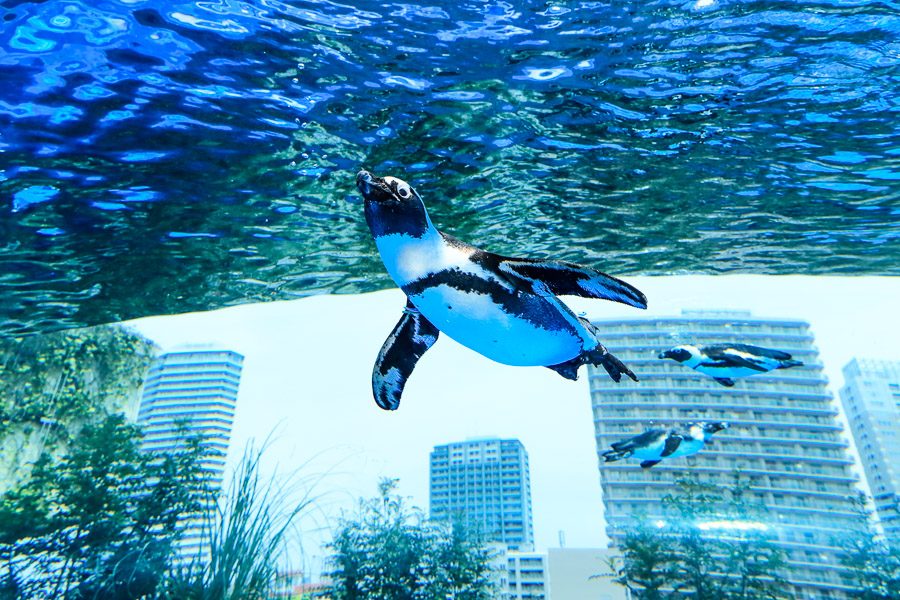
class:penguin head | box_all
[357,170,433,239]
[696,421,729,439]
[658,345,698,363]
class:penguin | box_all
[602,421,729,468]
[356,170,647,410]
[658,343,803,387]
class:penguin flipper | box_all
[640,460,661,469]
[660,434,683,458]
[372,300,440,411]
[708,343,793,361]
[718,349,769,372]
[714,377,735,387]
[496,258,647,309]
[611,428,666,452]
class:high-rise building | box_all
[137,347,244,556]
[429,437,534,551]
[839,358,900,537]
[588,310,860,599]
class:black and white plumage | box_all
[602,422,729,468]
[658,343,803,387]
[371,300,439,410]
[357,170,647,410]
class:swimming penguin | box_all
[658,343,803,387]
[357,170,647,410]
[602,421,729,468]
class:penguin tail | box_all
[602,449,631,463]
[779,359,803,369]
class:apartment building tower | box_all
[430,437,534,551]
[137,347,244,556]
[588,311,860,599]
[839,358,900,537]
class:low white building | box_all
[506,550,549,599]
[547,548,626,600]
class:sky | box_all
[127,275,898,574]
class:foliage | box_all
[610,520,681,600]
[0,414,209,600]
[158,446,314,600]
[838,493,900,599]
[0,325,314,600]
[327,478,496,600]
[611,475,791,600]
[0,326,156,490]
[0,326,155,434]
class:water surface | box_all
[1,0,898,334]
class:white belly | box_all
[668,438,705,458]
[409,285,583,366]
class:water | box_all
[1,0,898,334]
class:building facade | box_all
[588,311,860,599]
[546,548,626,600]
[506,551,549,600]
[839,358,900,537]
[137,347,244,556]
[430,437,534,551]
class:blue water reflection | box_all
[0,0,898,333]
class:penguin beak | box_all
[356,170,375,194]
[356,170,391,202]
[658,350,669,359]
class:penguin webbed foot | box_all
[548,344,637,383]
[546,360,581,381]
[602,449,631,463]
[592,347,638,383]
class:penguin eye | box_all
[395,182,412,199]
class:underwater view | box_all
[1,0,899,599]
[2,0,899,334]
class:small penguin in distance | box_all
[356,170,647,410]
[602,422,729,469]
[658,343,803,387]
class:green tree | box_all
[327,478,495,600]
[611,476,791,600]
[839,493,900,599]
[0,414,208,600]
[611,520,681,600]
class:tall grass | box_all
[158,445,318,600]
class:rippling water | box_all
[1,0,898,334]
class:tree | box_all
[611,520,681,600]
[838,493,900,599]
[327,479,496,600]
[0,325,213,599]
[610,475,791,600]
[0,414,209,600]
